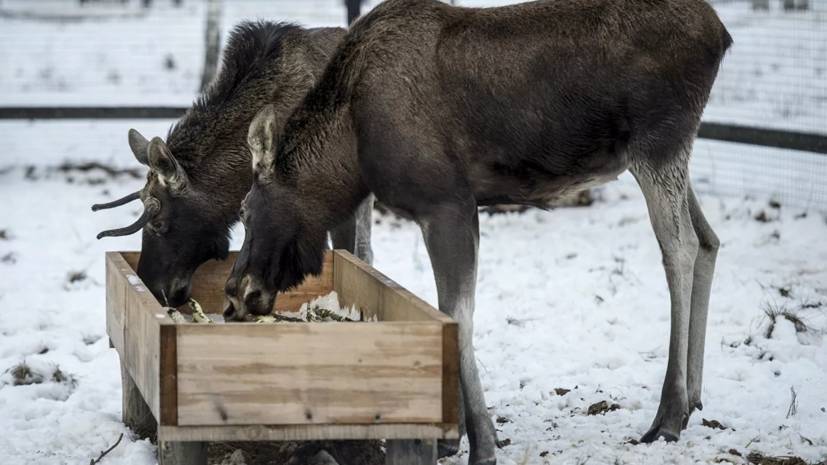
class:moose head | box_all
[222,106,330,320]
[93,129,233,307]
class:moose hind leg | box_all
[686,186,719,417]
[632,159,698,443]
[421,203,497,465]
[354,194,374,265]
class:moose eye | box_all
[148,220,166,236]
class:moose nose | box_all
[243,289,268,315]
[167,285,188,307]
[164,277,191,307]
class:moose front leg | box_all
[633,163,699,443]
[420,202,497,465]
[353,194,374,264]
[330,194,374,264]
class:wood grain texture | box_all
[188,253,334,314]
[158,423,458,442]
[159,325,178,426]
[107,249,461,441]
[106,252,173,422]
[123,285,162,419]
[175,322,445,426]
[334,251,382,320]
[333,250,452,323]
[106,252,127,353]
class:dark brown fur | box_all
[127,22,344,305]
[232,0,731,291]
[228,1,732,462]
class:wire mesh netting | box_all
[707,0,826,135]
[693,139,827,208]
[0,0,825,206]
[694,0,827,208]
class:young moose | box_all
[92,22,373,307]
[225,1,731,463]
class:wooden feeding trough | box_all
[105,250,459,465]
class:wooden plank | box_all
[441,323,460,426]
[381,287,448,323]
[188,253,334,314]
[123,287,162,419]
[174,322,444,426]
[334,250,452,323]
[159,325,178,426]
[158,423,458,442]
[121,251,139,270]
[334,251,382,320]
[106,252,127,353]
[107,252,172,421]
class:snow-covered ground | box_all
[0,121,825,465]
[0,1,825,464]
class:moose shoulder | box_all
[226,1,731,464]
[92,22,373,307]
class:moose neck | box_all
[171,59,321,230]
[277,103,369,237]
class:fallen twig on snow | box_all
[786,386,798,419]
[89,433,123,465]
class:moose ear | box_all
[128,128,150,165]
[247,105,278,179]
[148,137,188,191]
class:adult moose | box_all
[93,21,374,307]
[224,1,732,463]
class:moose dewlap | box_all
[105,250,458,443]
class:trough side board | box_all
[174,321,445,426]
[107,250,460,439]
[157,423,458,442]
[333,251,459,426]
[107,252,178,425]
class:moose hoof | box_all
[641,410,685,443]
[437,439,459,458]
[640,427,679,443]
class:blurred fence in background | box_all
[695,0,827,207]
[0,0,825,207]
